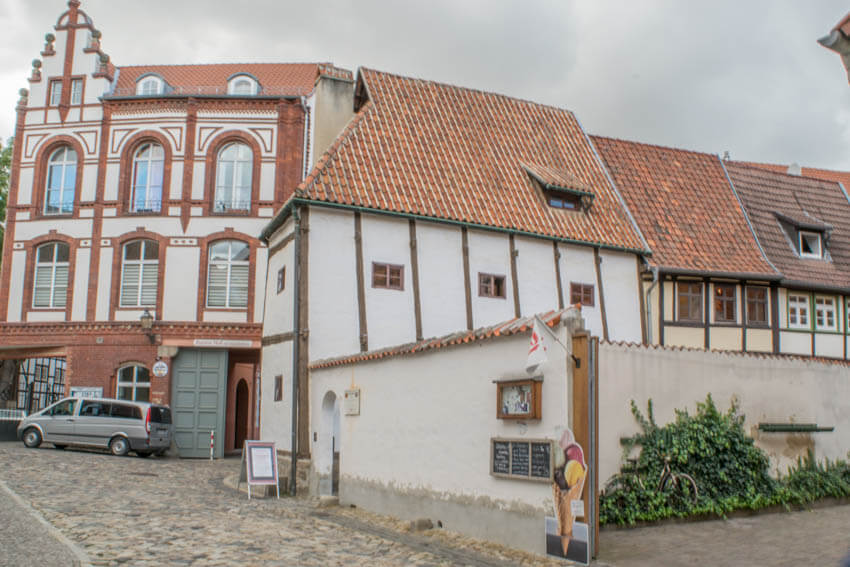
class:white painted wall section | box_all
[253,247,268,323]
[514,235,559,317]
[71,248,90,321]
[467,229,514,327]
[95,247,113,320]
[6,251,26,322]
[161,247,200,321]
[417,221,467,338]
[599,250,642,342]
[259,341,293,450]
[557,243,603,337]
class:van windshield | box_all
[49,399,77,416]
[149,407,172,424]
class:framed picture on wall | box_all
[496,378,542,420]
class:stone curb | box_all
[0,479,92,567]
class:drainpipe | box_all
[644,265,659,343]
[289,206,302,496]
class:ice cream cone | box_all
[552,469,586,556]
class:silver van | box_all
[17,397,173,457]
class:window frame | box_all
[274,375,283,402]
[49,79,62,106]
[276,266,286,294]
[372,262,404,291]
[228,75,259,95]
[116,365,151,402]
[119,239,159,308]
[136,76,164,96]
[745,286,769,327]
[569,282,595,307]
[478,272,506,299]
[787,293,811,330]
[544,190,580,211]
[213,142,253,213]
[44,146,77,215]
[713,283,737,324]
[814,296,837,332]
[676,281,703,323]
[70,78,83,105]
[206,240,250,309]
[130,142,165,213]
[33,242,70,309]
[798,230,823,259]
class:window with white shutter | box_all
[33,242,70,308]
[206,240,249,308]
[120,240,158,307]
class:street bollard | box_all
[210,430,214,461]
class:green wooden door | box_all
[171,349,227,458]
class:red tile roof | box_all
[310,308,578,369]
[591,136,777,277]
[725,162,850,291]
[294,69,648,253]
[112,63,352,97]
[743,161,850,191]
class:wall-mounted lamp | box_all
[140,310,156,344]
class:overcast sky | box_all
[1,1,848,169]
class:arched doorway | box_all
[318,391,341,496]
[234,379,249,450]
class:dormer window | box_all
[798,231,822,259]
[523,163,593,212]
[136,76,164,96]
[545,190,580,210]
[228,75,259,96]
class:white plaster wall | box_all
[183,218,268,238]
[514,235,559,318]
[780,331,811,356]
[113,309,154,322]
[362,214,416,350]
[599,342,850,482]
[17,169,33,206]
[203,311,248,323]
[71,248,90,321]
[417,221,467,338]
[169,163,184,200]
[259,341,293,450]
[6,251,26,322]
[80,164,98,203]
[814,334,843,358]
[777,288,788,328]
[192,162,205,200]
[308,208,360,360]
[95,247,113,320]
[557,243,603,336]
[103,163,120,201]
[161,247,199,321]
[310,323,572,504]
[15,219,93,241]
[599,250,642,342]
[259,163,275,201]
[100,218,184,238]
[263,231,295,336]
[467,229,514,328]
[253,247,268,323]
[27,311,65,322]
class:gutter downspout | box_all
[645,265,659,344]
[289,206,302,496]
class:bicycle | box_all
[603,455,699,504]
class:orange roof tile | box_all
[294,69,648,253]
[112,63,352,97]
[743,161,850,190]
[591,136,777,277]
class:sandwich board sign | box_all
[238,441,280,499]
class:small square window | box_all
[745,286,768,326]
[478,273,506,298]
[569,283,594,306]
[677,281,703,322]
[276,266,286,294]
[49,80,62,106]
[713,284,736,323]
[788,293,810,330]
[70,79,83,105]
[799,231,822,259]
[274,375,282,402]
[372,262,403,290]
[814,297,837,331]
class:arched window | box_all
[228,76,257,95]
[33,242,70,308]
[207,240,249,308]
[45,146,77,215]
[120,240,159,307]
[131,143,164,212]
[117,365,150,401]
[214,142,252,212]
[137,77,163,96]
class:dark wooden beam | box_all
[354,212,368,352]
[409,219,423,341]
[553,242,564,310]
[462,227,473,330]
[593,248,609,341]
[509,234,521,318]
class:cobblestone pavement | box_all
[598,506,850,567]
[0,443,568,567]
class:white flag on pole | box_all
[526,317,549,371]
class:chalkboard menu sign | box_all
[490,438,553,482]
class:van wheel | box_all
[53,444,67,450]
[22,428,42,448]
[109,437,130,457]
[136,451,152,458]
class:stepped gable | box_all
[111,63,349,97]
[725,162,850,291]
[294,68,648,253]
[591,136,777,277]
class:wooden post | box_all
[571,332,599,558]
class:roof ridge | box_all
[359,67,578,118]
[728,161,843,187]
[118,62,329,69]
[590,133,720,160]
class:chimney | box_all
[787,162,802,176]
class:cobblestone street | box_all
[1,441,849,566]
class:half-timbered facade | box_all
[0,1,354,457]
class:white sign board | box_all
[152,360,169,378]
[69,387,102,399]
[344,389,361,416]
[238,441,279,499]
[194,339,253,348]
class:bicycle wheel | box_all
[660,472,699,504]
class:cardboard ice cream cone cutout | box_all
[553,466,587,555]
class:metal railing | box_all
[16,358,66,414]
[108,86,310,97]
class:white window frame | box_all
[814,296,837,331]
[44,146,77,215]
[136,76,164,96]
[788,293,810,330]
[33,242,70,309]
[70,78,83,105]
[119,240,159,308]
[228,75,258,95]
[798,231,822,259]
[206,240,250,309]
[214,142,252,212]
[116,365,151,402]
[131,143,164,212]
[49,80,62,106]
